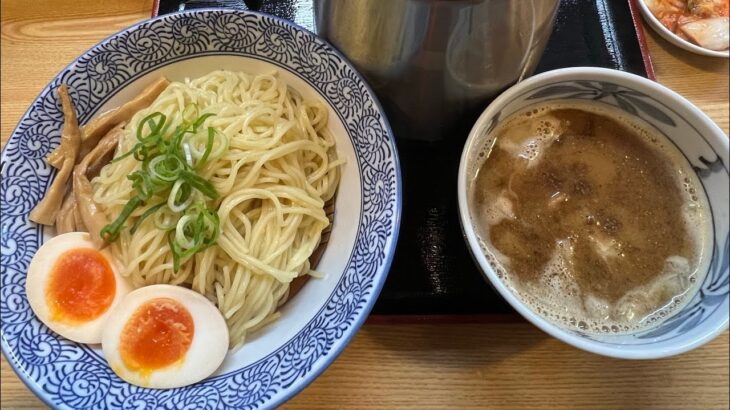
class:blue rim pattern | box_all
[0,9,402,409]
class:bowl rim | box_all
[635,0,729,58]
[0,7,402,408]
[457,66,729,359]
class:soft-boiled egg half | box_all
[26,231,131,344]
[102,284,229,388]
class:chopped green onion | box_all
[168,180,194,213]
[192,113,215,132]
[175,214,197,249]
[200,207,220,248]
[130,202,166,234]
[102,108,222,272]
[100,196,142,242]
[149,154,185,182]
[136,112,166,141]
[153,200,219,271]
[181,170,218,199]
[168,234,182,272]
[196,127,216,168]
[168,203,220,268]
[109,142,140,164]
[128,170,165,200]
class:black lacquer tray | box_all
[154,0,655,318]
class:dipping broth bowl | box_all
[457,67,729,359]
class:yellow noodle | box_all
[92,70,341,348]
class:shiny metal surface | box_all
[157,0,652,316]
[315,0,559,141]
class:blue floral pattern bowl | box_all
[458,67,728,359]
[0,9,401,409]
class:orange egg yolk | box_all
[119,298,194,374]
[45,248,116,324]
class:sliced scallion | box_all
[102,106,222,272]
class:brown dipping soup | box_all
[469,101,711,334]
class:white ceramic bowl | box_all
[458,67,729,359]
[0,9,401,409]
[636,0,729,58]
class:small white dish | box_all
[636,0,729,58]
[458,67,729,359]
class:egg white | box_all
[25,232,132,344]
[101,284,229,388]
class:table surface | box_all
[1,1,728,409]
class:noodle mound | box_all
[93,70,342,347]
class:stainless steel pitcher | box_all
[314,0,559,141]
